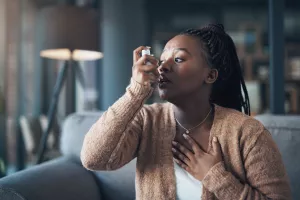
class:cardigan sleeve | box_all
[81,78,153,171]
[202,126,292,200]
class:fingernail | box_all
[172,148,176,152]
[172,141,177,145]
[146,46,151,49]
[183,134,188,139]
[213,137,217,142]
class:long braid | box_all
[180,24,251,115]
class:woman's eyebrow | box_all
[162,48,191,55]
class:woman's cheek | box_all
[177,64,199,79]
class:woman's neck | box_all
[172,97,212,129]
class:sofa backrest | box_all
[60,112,103,160]
[255,114,300,199]
[60,111,136,200]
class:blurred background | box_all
[0,0,299,177]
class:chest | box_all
[174,125,211,153]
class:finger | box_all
[172,147,190,165]
[174,158,191,172]
[183,134,205,155]
[136,54,158,66]
[133,46,147,63]
[138,67,159,82]
[138,65,158,73]
[152,65,159,77]
[133,46,151,63]
[172,141,194,161]
[212,136,221,155]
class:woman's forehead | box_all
[164,35,201,53]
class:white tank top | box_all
[174,161,203,200]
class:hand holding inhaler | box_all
[132,46,159,87]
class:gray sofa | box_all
[0,112,299,200]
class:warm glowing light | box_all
[40,49,103,61]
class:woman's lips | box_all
[158,82,170,88]
[158,75,171,83]
[158,75,171,88]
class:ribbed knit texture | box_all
[81,78,291,200]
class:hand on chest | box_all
[171,126,223,181]
[174,126,210,153]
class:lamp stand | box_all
[35,58,84,164]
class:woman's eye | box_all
[174,57,183,63]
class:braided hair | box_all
[180,24,250,115]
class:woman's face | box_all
[157,35,216,102]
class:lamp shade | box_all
[38,5,103,61]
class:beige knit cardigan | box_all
[81,79,291,200]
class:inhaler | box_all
[141,48,151,65]
[141,49,151,56]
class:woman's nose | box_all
[158,60,172,74]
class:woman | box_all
[81,24,291,200]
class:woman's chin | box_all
[158,89,171,101]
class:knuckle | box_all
[137,66,144,73]
[133,49,139,54]
[182,148,188,154]
[177,146,182,151]
[179,146,185,151]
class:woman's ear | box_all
[205,69,218,84]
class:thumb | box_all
[212,136,221,155]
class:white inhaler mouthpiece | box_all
[141,49,151,56]
[141,48,151,65]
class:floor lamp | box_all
[35,5,103,164]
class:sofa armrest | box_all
[0,187,26,200]
[0,157,101,200]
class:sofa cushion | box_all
[94,159,136,200]
[0,157,101,200]
[255,114,300,200]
